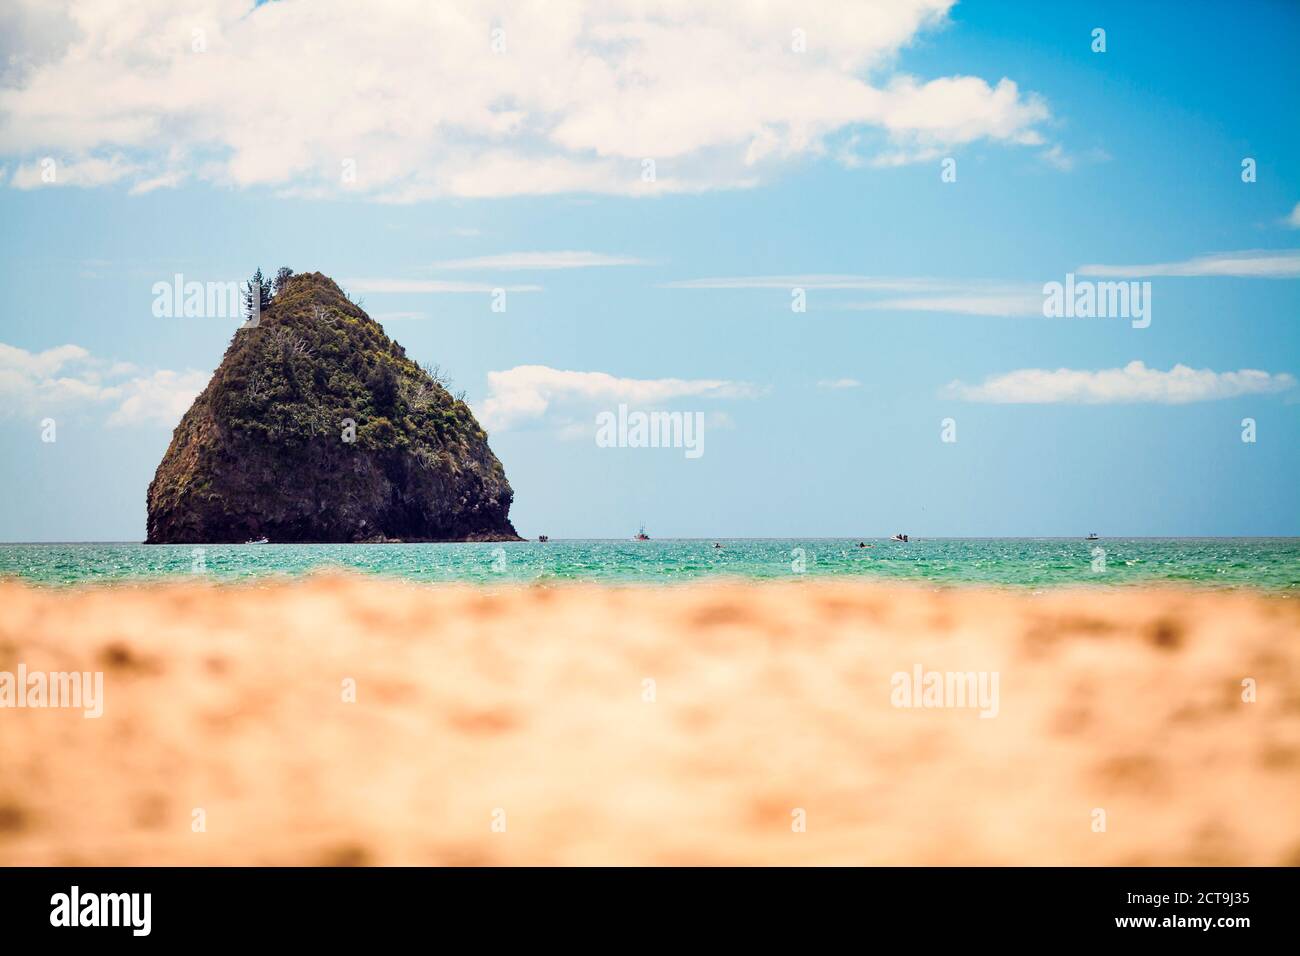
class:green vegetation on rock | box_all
[146,272,520,543]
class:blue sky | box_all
[1,0,1298,540]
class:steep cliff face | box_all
[146,272,521,543]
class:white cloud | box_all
[107,368,209,426]
[1077,250,1300,279]
[667,274,1045,316]
[0,0,1054,200]
[0,342,90,378]
[945,360,1297,405]
[663,274,935,291]
[555,420,593,442]
[845,290,1042,316]
[670,256,1297,317]
[817,378,862,389]
[477,364,760,431]
[872,74,1046,146]
[0,341,205,426]
[342,278,543,294]
[432,251,649,270]
[1286,203,1300,228]
[128,169,186,194]
[1040,144,1073,171]
[8,154,136,188]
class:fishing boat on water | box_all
[634,524,650,541]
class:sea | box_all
[1,538,1297,590]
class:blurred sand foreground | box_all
[1,574,1298,866]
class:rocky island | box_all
[146,271,521,543]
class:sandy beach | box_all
[1,574,1298,866]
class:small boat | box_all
[1086,533,1099,541]
[244,536,269,545]
[538,535,549,543]
[634,524,650,541]
[890,534,910,543]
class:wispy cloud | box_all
[128,170,186,195]
[1038,144,1110,172]
[663,274,932,291]
[343,278,542,294]
[843,289,1042,317]
[1040,144,1074,171]
[668,252,1299,315]
[478,365,761,431]
[1076,250,1300,279]
[432,251,649,271]
[1286,203,1300,229]
[668,274,1044,316]
[0,342,206,427]
[817,378,862,389]
[945,360,1296,404]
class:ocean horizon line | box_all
[4,535,1300,546]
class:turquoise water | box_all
[1,539,1297,589]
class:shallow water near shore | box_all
[1,537,1297,589]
